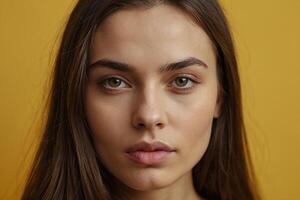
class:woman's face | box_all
[85,5,220,192]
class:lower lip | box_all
[126,151,174,165]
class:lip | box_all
[125,141,176,165]
[125,141,175,153]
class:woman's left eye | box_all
[169,76,198,90]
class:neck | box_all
[118,171,203,200]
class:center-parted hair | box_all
[21,1,261,200]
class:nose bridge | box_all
[131,83,167,131]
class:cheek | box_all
[170,93,217,163]
[177,106,213,151]
[84,91,130,156]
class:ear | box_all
[213,92,222,118]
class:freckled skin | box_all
[85,4,220,200]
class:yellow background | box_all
[0,0,299,199]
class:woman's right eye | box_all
[99,77,130,89]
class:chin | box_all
[120,170,176,191]
[126,180,171,192]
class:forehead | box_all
[90,4,216,71]
[98,5,198,41]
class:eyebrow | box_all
[87,57,208,73]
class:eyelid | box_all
[169,73,200,82]
[169,72,200,82]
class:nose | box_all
[131,90,167,132]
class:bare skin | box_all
[85,4,220,200]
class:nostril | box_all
[156,122,164,128]
[138,123,145,127]
[136,122,164,129]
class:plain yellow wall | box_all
[0,0,299,199]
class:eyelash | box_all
[98,75,200,92]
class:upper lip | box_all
[125,141,176,153]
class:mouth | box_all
[125,141,176,165]
[125,141,176,152]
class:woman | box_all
[21,0,261,200]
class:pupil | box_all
[109,78,121,87]
[176,78,188,87]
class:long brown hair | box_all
[21,0,261,199]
